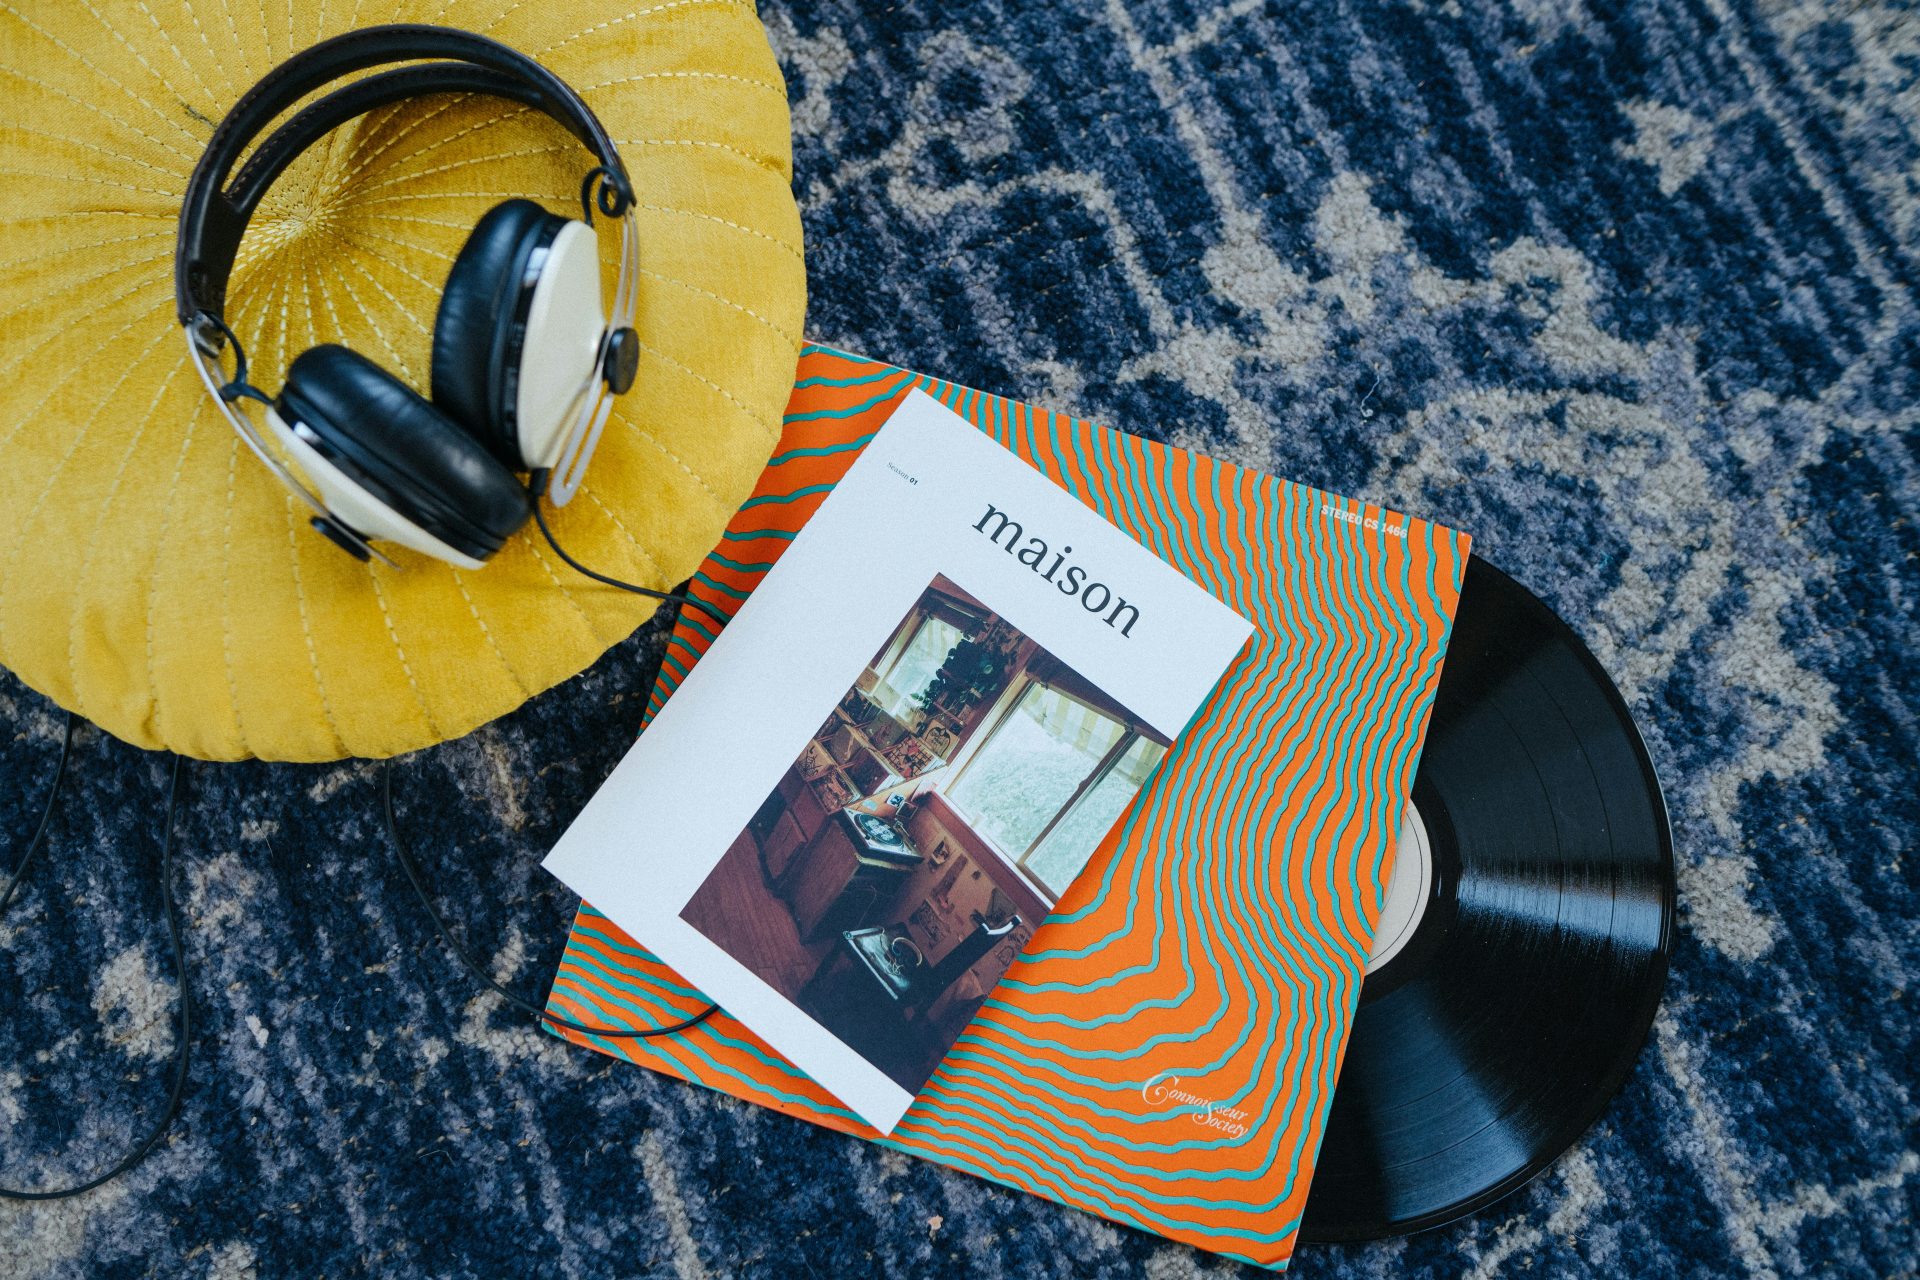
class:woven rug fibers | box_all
[4,0,1917,1275]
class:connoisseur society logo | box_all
[1141,1073,1252,1137]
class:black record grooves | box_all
[1299,555,1676,1242]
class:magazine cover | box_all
[543,389,1255,1130]
[542,348,1470,1270]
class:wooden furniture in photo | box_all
[783,809,923,940]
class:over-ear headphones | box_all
[177,25,644,569]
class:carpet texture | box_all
[3,0,1916,1276]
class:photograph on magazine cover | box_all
[681,573,1170,1094]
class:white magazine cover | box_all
[543,390,1253,1131]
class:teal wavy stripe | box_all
[967,387,1282,1128]
[1330,525,1422,929]
[1108,426,1185,579]
[1018,495,1309,981]
[767,429,879,465]
[999,693,1240,996]
[551,956,704,1019]
[1150,480,1216,608]
[690,572,750,600]
[783,371,915,422]
[1033,400,1080,503]
[1341,513,1434,929]
[986,484,1333,1142]
[797,342,866,361]
[976,674,1304,1132]
[791,365,911,391]
[669,610,722,649]
[739,482,837,509]
[1259,485,1428,1189]
[705,551,777,574]
[1298,519,1396,966]
[960,397,1305,1143]
[1078,410,1130,541]
[917,1049,1318,1202]
[1235,485,1361,1088]
[656,645,693,684]
[1235,482,1341,1192]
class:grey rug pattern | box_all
[4,0,1919,1275]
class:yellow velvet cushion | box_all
[0,2,804,761]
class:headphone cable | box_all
[0,713,75,917]
[0,716,192,1202]
[527,471,734,631]
[382,764,717,1041]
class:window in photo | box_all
[871,614,964,720]
[947,682,1168,896]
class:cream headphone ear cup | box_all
[431,199,606,473]
[274,345,533,568]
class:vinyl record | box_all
[1299,555,1676,1242]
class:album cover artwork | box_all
[542,349,1469,1269]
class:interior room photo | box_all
[681,574,1169,1092]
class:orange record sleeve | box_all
[544,347,1469,1270]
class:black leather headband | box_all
[176,24,632,329]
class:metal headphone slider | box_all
[189,310,274,408]
[186,310,227,360]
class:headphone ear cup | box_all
[431,198,570,470]
[277,345,532,566]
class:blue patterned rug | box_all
[4,0,1917,1275]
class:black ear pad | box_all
[431,198,569,469]
[280,345,533,563]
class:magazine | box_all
[540,348,1469,1270]
[544,389,1255,1131]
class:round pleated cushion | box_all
[0,2,804,761]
